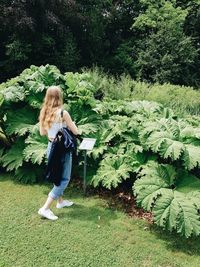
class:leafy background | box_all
[1,0,200,89]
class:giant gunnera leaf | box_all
[133,162,200,237]
[6,107,37,136]
[92,151,145,189]
[23,126,47,165]
[92,154,131,189]
[140,118,200,169]
[1,138,25,171]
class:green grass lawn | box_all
[0,174,200,267]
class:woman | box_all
[38,86,79,220]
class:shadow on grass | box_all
[0,173,13,182]
[57,203,117,226]
[0,172,47,186]
[147,224,200,256]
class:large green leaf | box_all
[140,118,200,166]
[153,191,200,237]
[2,86,25,102]
[14,164,44,184]
[180,126,200,142]
[102,115,132,143]
[183,144,200,170]
[143,130,184,160]
[92,151,145,189]
[26,80,45,93]
[1,138,25,171]
[92,154,131,189]
[187,191,200,210]
[0,148,5,164]
[77,122,98,135]
[88,133,108,160]
[153,188,179,231]
[25,65,63,86]
[6,107,37,136]
[26,91,44,109]
[175,170,200,193]
[159,139,185,160]
[23,127,47,165]
[134,162,200,237]
[134,162,176,211]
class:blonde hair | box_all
[39,86,63,130]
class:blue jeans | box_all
[47,142,72,200]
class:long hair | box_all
[39,86,63,130]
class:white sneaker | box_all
[56,200,74,209]
[38,208,58,220]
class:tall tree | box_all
[132,0,198,85]
[0,0,82,81]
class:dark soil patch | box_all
[71,178,153,224]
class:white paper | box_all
[79,138,96,150]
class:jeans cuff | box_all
[48,191,58,200]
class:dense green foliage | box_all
[82,67,200,116]
[132,82,200,116]
[1,65,200,237]
[1,0,200,88]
